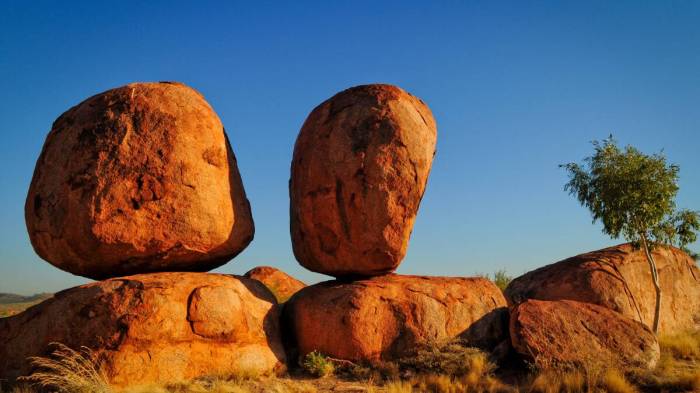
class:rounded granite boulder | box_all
[25,82,254,279]
[290,84,437,277]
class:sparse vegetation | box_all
[477,270,513,292]
[302,351,335,378]
[562,136,700,333]
[4,333,700,392]
[19,342,111,393]
[398,339,493,378]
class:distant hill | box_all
[0,292,52,305]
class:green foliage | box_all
[561,136,699,249]
[492,269,512,291]
[302,351,335,378]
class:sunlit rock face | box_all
[0,273,285,387]
[25,82,254,279]
[290,84,437,278]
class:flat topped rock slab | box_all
[290,84,437,278]
[0,272,285,387]
[505,243,700,334]
[510,299,660,370]
[284,274,508,363]
[25,81,254,279]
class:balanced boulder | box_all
[244,266,306,302]
[0,272,285,387]
[505,243,700,334]
[290,84,437,277]
[284,274,508,362]
[510,299,659,370]
[25,82,254,279]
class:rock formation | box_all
[0,273,285,387]
[244,266,306,302]
[25,82,254,279]
[505,243,700,334]
[510,299,660,370]
[290,84,437,277]
[284,274,508,362]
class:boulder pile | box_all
[505,243,700,334]
[3,81,699,387]
[1,82,283,387]
[285,84,510,363]
[505,244,700,369]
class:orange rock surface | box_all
[25,82,254,279]
[244,266,306,302]
[284,274,508,362]
[0,273,285,387]
[290,84,437,277]
[505,243,700,334]
[510,299,660,370]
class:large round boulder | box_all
[284,274,508,362]
[25,82,254,279]
[510,299,660,370]
[505,243,700,334]
[290,84,437,277]
[244,266,306,302]
[0,273,285,387]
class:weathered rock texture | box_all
[25,82,254,279]
[244,266,306,302]
[0,273,285,387]
[290,84,437,277]
[510,299,660,370]
[284,274,508,362]
[505,243,700,334]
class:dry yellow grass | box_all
[600,370,637,393]
[5,331,700,393]
[659,330,700,360]
[18,342,111,393]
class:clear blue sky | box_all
[1,1,698,295]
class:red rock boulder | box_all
[510,299,660,370]
[505,243,700,334]
[284,274,508,362]
[290,84,437,277]
[244,266,306,302]
[25,82,254,279]
[0,273,285,387]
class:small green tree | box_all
[561,137,699,334]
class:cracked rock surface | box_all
[0,272,285,386]
[290,84,437,277]
[510,299,660,370]
[504,243,700,334]
[284,274,508,362]
[25,82,254,279]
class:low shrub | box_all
[301,351,335,378]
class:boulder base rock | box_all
[510,299,660,370]
[244,266,306,302]
[0,273,285,387]
[25,82,254,279]
[284,274,508,362]
[290,84,437,277]
[505,243,700,334]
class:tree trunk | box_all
[640,235,662,334]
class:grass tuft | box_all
[658,330,700,360]
[600,370,637,393]
[19,342,111,393]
